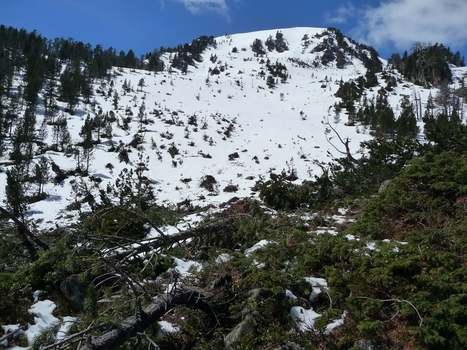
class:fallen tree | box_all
[0,205,49,261]
[98,211,251,262]
[38,287,213,350]
[77,287,212,350]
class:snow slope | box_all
[0,27,465,231]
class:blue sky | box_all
[1,0,467,60]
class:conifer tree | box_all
[93,107,106,143]
[58,120,72,153]
[24,53,46,107]
[80,67,93,104]
[112,91,119,110]
[396,96,419,138]
[4,99,17,138]
[79,114,94,173]
[59,63,81,113]
[4,166,27,219]
[375,94,395,135]
[138,78,145,92]
[137,101,146,129]
[37,118,48,154]
[0,101,4,157]
[44,79,59,123]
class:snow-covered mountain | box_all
[1,27,465,231]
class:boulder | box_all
[60,273,88,312]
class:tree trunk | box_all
[0,206,49,260]
[78,287,210,350]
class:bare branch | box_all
[357,296,423,327]
[40,323,111,350]
[102,214,250,262]
[322,117,357,162]
[0,205,49,260]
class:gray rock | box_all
[354,339,379,350]
[247,287,274,301]
[378,179,391,193]
[224,288,277,349]
[60,273,88,312]
[224,315,255,350]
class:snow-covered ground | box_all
[2,26,459,232]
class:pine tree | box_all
[5,90,20,136]
[434,83,453,115]
[112,91,119,110]
[58,120,72,153]
[59,63,81,113]
[80,68,93,104]
[345,100,356,126]
[44,79,59,123]
[375,94,395,136]
[37,118,48,153]
[24,52,46,107]
[93,107,105,143]
[137,101,146,129]
[396,96,419,138]
[79,114,94,173]
[4,167,28,219]
[0,100,4,157]
[138,78,145,92]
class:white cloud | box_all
[325,3,357,24]
[173,0,230,19]
[355,0,467,51]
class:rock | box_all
[354,339,379,350]
[224,288,277,349]
[60,273,88,312]
[247,287,274,301]
[224,314,255,350]
[378,179,391,193]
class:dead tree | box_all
[0,205,49,260]
[99,212,251,262]
[74,287,211,350]
[322,116,357,163]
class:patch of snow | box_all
[304,277,329,302]
[32,290,43,302]
[216,253,231,263]
[172,257,201,276]
[56,316,77,341]
[244,239,272,256]
[290,306,321,331]
[157,320,180,336]
[325,311,347,334]
[285,289,297,300]
[1,295,75,349]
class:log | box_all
[107,213,249,261]
[78,287,210,350]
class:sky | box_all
[1,0,467,60]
